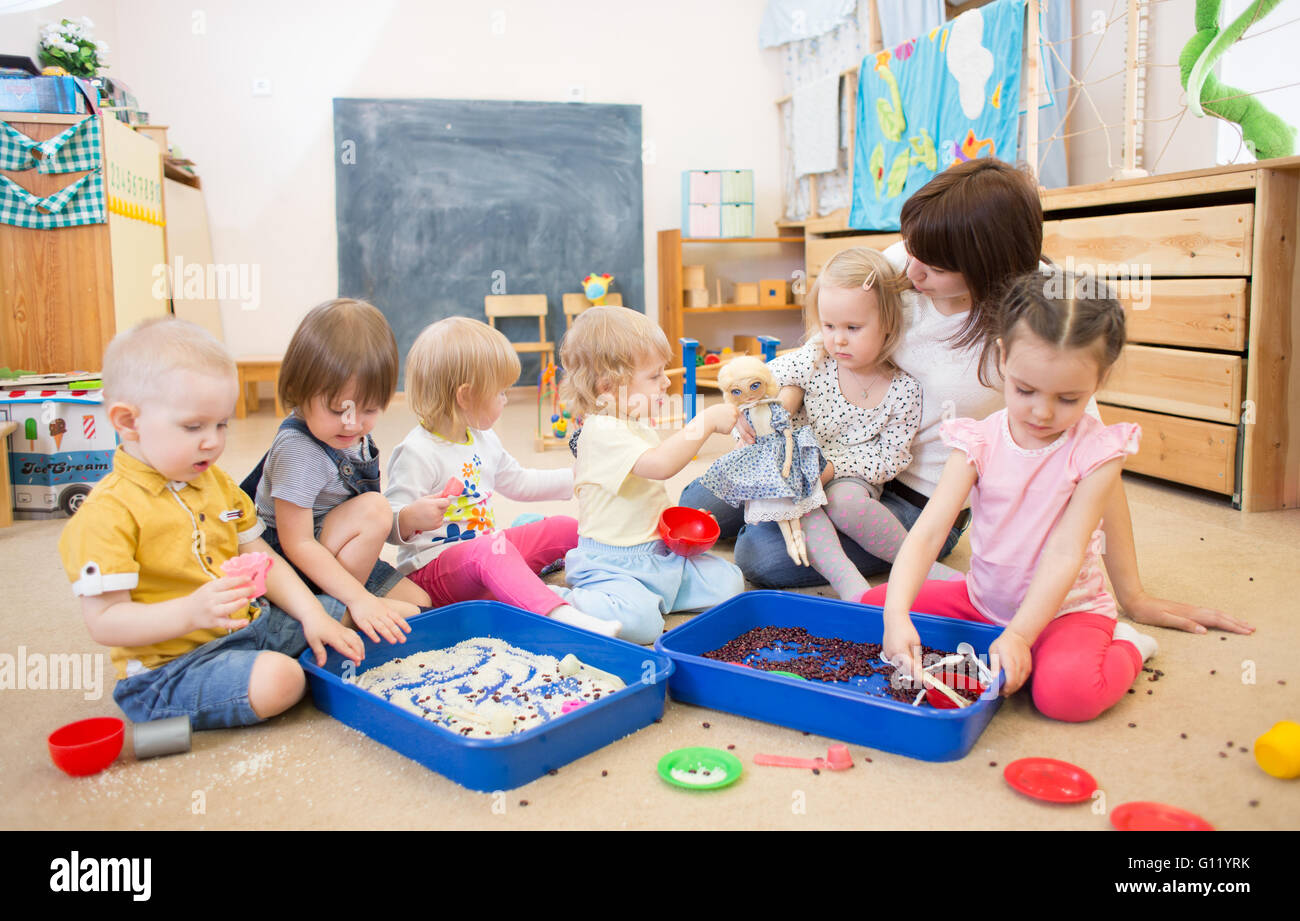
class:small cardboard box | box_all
[759,279,790,305]
[0,381,116,518]
[684,288,710,308]
[734,282,759,305]
[682,264,706,289]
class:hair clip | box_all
[861,270,877,292]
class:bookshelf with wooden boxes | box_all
[800,158,1300,512]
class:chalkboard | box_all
[333,98,645,387]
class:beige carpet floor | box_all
[3,390,1297,830]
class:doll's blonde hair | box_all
[102,317,235,407]
[406,316,521,434]
[804,247,906,370]
[716,355,777,401]
[559,306,672,416]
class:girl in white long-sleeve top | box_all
[384,317,618,636]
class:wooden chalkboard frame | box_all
[333,98,645,387]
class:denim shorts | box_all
[111,569,391,731]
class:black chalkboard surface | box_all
[333,98,645,386]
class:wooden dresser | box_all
[800,157,1299,512]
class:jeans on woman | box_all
[677,477,965,589]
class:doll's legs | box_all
[824,479,963,581]
[776,518,808,566]
[1028,613,1143,722]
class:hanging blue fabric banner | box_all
[849,0,1025,230]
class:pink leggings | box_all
[408,517,578,615]
[860,578,1142,722]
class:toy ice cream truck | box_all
[0,375,117,519]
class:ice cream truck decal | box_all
[1,389,117,518]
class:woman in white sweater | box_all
[681,158,1244,635]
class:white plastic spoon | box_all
[957,642,996,685]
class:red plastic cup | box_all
[658,507,720,557]
[48,717,125,776]
[924,671,986,709]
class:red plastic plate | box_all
[1003,757,1098,803]
[1110,801,1214,831]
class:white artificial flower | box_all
[79,16,95,31]
[63,22,81,36]
[97,40,110,54]
[61,41,80,53]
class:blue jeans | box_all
[678,476,965,590]
[552,537,746,645]
[112,563,395,730]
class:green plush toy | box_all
[1180,0,1296,161]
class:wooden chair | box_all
[235,355,285,419]
[484,295,553,377]
[561,291,622,329]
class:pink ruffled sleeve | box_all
[1070,420,1142,482]
[939,417,989,477]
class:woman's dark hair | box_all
[999,268,1127,379]
[900,157,1043,385]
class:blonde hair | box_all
[278,298,399,414]
[406,316,521,433]
[559,306,672,416]
[102,317,235,406]
[804,247,906,370]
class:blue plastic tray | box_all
[302,601,674,791]
[654,591,1004,762]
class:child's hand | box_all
[1122,591,1253,636]
[187,576,256,632]
[347,593,411,645]
[734,411,757,445]
[989,628,1033,695]
[302,610,363,668]
[881,618,923,680]
[404,494,452,534]
[696,401,740,437]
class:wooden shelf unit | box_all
[657,228,807,349]
[799,156,1300,511]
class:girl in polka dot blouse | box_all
[752,247,961,599]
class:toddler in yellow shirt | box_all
[57,318,363,730]
[553,306,745,644]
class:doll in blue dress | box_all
[700,356,826,566]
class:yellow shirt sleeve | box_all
[58,491,142,597]
[574,415,670,545]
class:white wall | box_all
[4,0,786,357]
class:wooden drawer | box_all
[805,232,901,278]
[1123,278,1248,350]
[1098,344,1243,424]
[1099,404,1237,495]
[1044,204,1253,276]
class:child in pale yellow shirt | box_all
[553,306,744,644]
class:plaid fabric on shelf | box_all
[0,116,101,174]
[0,170,105,228]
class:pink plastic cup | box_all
[220,552,272,599]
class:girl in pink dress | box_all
[866,268,1157,722]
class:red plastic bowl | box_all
[924,671,986,709]
[48,717,125,776]
[658,506,720,557]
